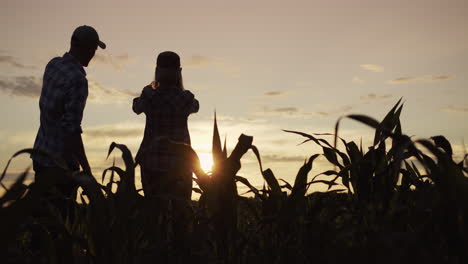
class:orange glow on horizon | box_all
[197,152,214,173]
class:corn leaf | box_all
[262,168,282,197]
[291,154,319,198]
[431,135,453,157]
[212,110,223,169]
[0,167,29,205]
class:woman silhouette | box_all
[133,51,199,200]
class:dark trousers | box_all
[31,162,76,261]
[140,166,193,248]
[140,167,192,200]
[33,161,76,219]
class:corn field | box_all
[1,99,467,264]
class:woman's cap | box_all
[157,51,180,69]
[71,25,106,49]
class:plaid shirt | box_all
[33,53,88,169]
[133,85,199,171]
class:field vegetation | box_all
[1,100,467,263]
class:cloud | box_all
[316,105,354,117]
[81,122,144,152]
[255,104,355,119]
[84,126,143,138]
[92,54,134,71]
[360,93,392,101]
[270,107,298,113]
[360,64,384,72]
[86,81,138,104]
[352,77,365,83]
[390,77,418,83]
[215,114,266,123]
[269,139,292,146]
[255,106,316,119]
[262,154,308,163]
[0,55,38,70]
[264,91,288,97]
[188,117,285,147]
[388,75,453,84]
[430,76,452,81]
[442,105,468,113]
[185,56,214,68]
[184,55,240,77]
[0,76,41,97]
[259,107,297,114]
[0,75,137,104]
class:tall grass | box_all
[1,100,467,263]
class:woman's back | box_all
[134,84,199,145]
[133,51,197,204]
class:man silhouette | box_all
[32,25,106,201]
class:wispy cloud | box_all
[88,81,139,104]
[256,104,355,119]
[269,139,293,146]
[316,105,354,117]
[388,75,453,84]
[360,64,384,72]
[93,54,134,71]
[0,75,138,104]
[0,55,38,70]
[360,93,392,101]
[255,106,315,119]
[215,114,266,123]
[262,154,308,163]
[185,56,214,68]
[184,55,240,76]
[81,122,144,153]
[270,107,298,113]
[389,77,418,83]
[84,125,143,138]
[0,76,41,97]
[352,77,365,83]
[264,91,288,97]
[442,105,468,113]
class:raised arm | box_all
[132,85,153,115]
[191,98,199,114]
[182,90,199,114]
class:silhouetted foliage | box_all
[1,102,467,263]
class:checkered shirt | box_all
[133,85,199,171]
[32,53,88,169]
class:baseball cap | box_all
[156,51,180,69]
[71,25,106,49]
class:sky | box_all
[1,0,467,195]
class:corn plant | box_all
[1,102,467,263]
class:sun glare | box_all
[198,152,214,173]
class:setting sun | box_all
[198,152,214,173]
[2,1,467,262]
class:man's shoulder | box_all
[45,54,86,83]
[45,56,64,68]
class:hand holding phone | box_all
[151,81,159,90]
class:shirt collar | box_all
[63,52,86,76]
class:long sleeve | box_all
[62,76,88,133]
[133,86,152,115]
[190,98,199,114]
[180,90,199,115]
